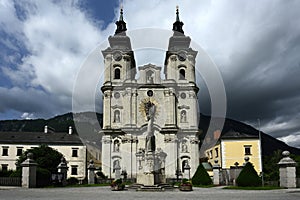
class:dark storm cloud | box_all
[0,87,71,119]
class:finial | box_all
[115,4,127,35]
[119,6,124,21]
[172,5,184,34]
[176,5,180,22]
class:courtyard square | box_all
[0,187,300,200]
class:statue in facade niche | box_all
[145,101,156,152]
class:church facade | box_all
[101,8,200,183]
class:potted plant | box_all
[110,179,125,191]
[179,178,193,191]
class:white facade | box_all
[0,133,86,180]
[101,8,200,181]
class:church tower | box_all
[101,7,136,130]
[101,7,200,183]
[163,6,200,180]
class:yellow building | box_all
[205,130,262,174]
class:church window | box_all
[179,69,185,80]
[147,90,153,97]
[113,110,120,123]
[182,160,188,173]
[180,110,187,123]
[114,68,121,79]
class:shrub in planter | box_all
[192,164,212,186]
[236,162,262,187]
[179,178,193,191]
[110,179,125,190]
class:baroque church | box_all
[101,7,200,184]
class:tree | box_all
[16,144,64,173]
[236,162,261,187]
[263,150,282,181]
[191,164,212,185]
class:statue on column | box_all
[145,101,156,152]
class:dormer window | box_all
[114,68,121,79]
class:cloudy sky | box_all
[0,0,300,148]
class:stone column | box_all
[87,160,96,184]
[278,151,297,188]
[21,153,38,188]
[213,160,220,185]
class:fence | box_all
[0,177,21,186]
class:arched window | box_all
[114,68,120,79]
[113,110,120,123]
[179,69,185,80]
[182,160,188,173]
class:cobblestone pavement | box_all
[0,186,300,200]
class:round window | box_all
[147,90,154,97]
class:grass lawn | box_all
[193,185,215,188]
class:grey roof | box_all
[0,131,84,145]
[221,130,258,139]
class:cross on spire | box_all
[115,6,127,35]
[172,6,184,34]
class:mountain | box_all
[0,112,299,156]
[0,112,103,146]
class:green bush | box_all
[67,177,79,185]
[0,170,14,177]
[191,164,212,185]
[236,162,262,187]
[9,169,21,177]
[36,167,51,187]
